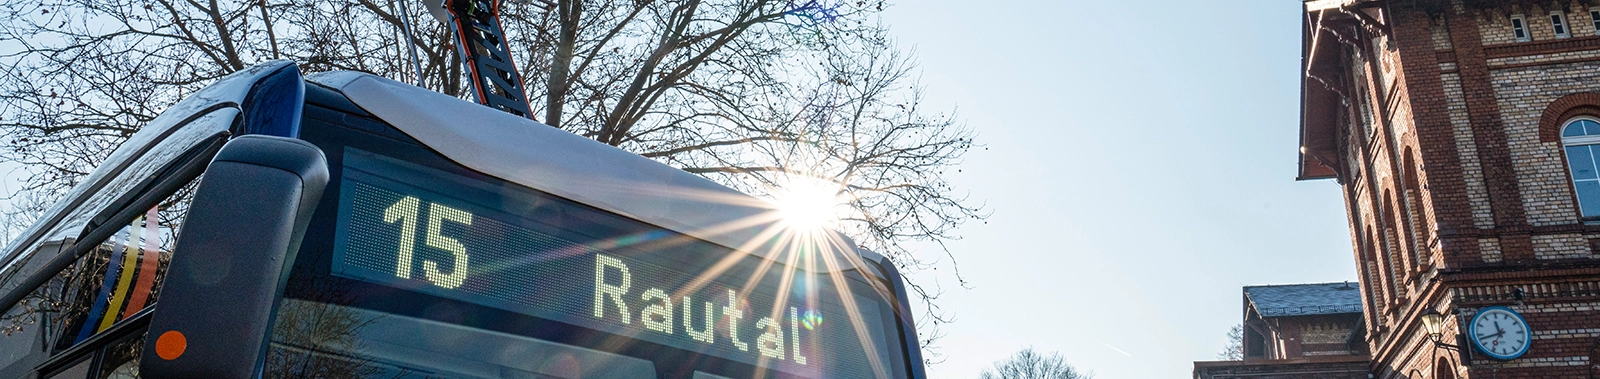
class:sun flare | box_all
[772,176,844,230]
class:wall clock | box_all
[1469,306,1532,360]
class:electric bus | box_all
[0,61,927,379]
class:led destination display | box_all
[330,149,901,377]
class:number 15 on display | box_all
[383,196,473,289]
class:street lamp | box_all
[1421,308,1445,340]
[1421,308,1474,370]
[1420,308,1460,350]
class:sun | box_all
[772,176,844,230]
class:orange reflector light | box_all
[155,330,187,360]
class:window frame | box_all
[0,133,224,378]
[1512,14,1532,41]
[1552,11,1572,38]
[33,308,152,379]
[45,137,222,352]
[1563,118,1600,144]
[1560,116,1600,221]
[1591,8,1600,35]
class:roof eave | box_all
[1297,2,1360,181]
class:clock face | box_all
[1470,306,1532,360]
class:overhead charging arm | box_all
[423,0,536,120]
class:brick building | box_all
[1193,282,1370,379]
[1298,0,1600,377]
[1241,282,1368,360]
[1194,356,1372,379]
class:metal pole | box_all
[455,37,480,104]
[396,0,426,86]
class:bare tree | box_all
[1218,323,1243,360]
[979,347,1092,379]
[0,0,980,355]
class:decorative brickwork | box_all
[1530,233,1591,259]
[1479,238,1504,263]
[1478,11,1521,46]
[1487,47,1600,66]
[1448,9,1534,262]
[1434,23,1456,51]
[1540,92,1600,143]
[1193,356,1369,379]
[1491,65,1600,228]
[1442,74,1498,230]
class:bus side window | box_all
[35,330,145,379]
[6,175,202,379]
[41,356,91,379]
[53,178,198,352]
[0,242,66,377]
[93,332,143,379]
[0,175,201,378]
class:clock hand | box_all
[1478,334,1498,344]
[1477,326,1506,343]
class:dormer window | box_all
[1552,11,1572,38]
[1512,15,1532,41]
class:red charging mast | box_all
[425,0,535,120]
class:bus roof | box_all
[0,62,290,275]
[308,72,868,266]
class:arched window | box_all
[1561,117,1600,219]
[1402,148,1431,265]
[1435,357,1456,379]
[1383,191,1414,275]
[1366,227,1396,309]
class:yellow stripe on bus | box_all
[98,215,145,331]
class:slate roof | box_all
[1245,282,1363,318]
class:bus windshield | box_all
[269,102,913,379]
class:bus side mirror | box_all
[140,135,328,379]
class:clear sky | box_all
[880,1,1360,377]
